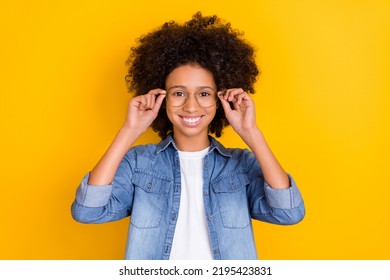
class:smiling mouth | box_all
[180,116,204,126]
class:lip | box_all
[179,115,204,127]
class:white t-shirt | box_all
[169,147,213,260]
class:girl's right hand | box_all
[123,88,166,133]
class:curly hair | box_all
[125,12,259,139]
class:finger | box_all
[218,89,227,100]
[231,94,243,111]
[145,89,166,109]
[220,89,239,108]
[237,91,247,105]
[149,94,156,109]
[225,88,244,102]
[152,94,166,114]
[138,95,147,111]
[240,92,254,106]
[147,88,167,96]
[224,89,235,101]
[220,89,233,101]
[146,94,155,109]
[233,97,241,111]
[219,89,238,111]
[218,93,232,115]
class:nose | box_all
[182,94,200,112]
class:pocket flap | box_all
[131,170,171,194]
[212,172,250,193]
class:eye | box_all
[172,91,186,97]
[198,91,211,97]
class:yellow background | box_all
[1,0,389,259]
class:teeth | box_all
[182,117,201,123]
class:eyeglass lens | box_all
[166,89,218,107]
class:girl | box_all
[71,12,305,260]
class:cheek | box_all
[165,106,176,123]
[206,107,217,122]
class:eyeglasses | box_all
[165,87,218,108]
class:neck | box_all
[173,132,210,152]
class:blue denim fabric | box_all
[71,134,305,259]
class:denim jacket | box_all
[71,134,305,260]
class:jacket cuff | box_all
[75,173,113,207]
[264,174,303,209]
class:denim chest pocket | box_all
[130,170,171,229]
[212,172,251,228]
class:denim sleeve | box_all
[71,151,135,224]
[245,150,305,225]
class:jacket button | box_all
[208,215,213,221]
[204,163,208,169]
[231,184,236,190]
[147,183,152,189]
[204,190,209,195]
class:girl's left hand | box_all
[218,88,258,137]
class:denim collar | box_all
[156,133,232,158]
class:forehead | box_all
[165,64,216,88]
[167,85,215,92]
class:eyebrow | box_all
[166,85,216,91]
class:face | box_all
[165,64,217,144]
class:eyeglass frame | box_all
[164,86,220,108]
